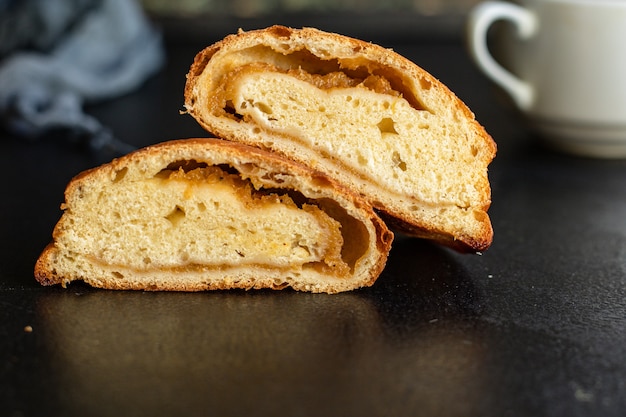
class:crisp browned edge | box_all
[34,244,57,285]
[34,138,393,291]
[183,25,496,252]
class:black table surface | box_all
[2,26,625,417]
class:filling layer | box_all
[210,61,484,209]
[58,163,358,277]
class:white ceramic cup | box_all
[467,0,626,158]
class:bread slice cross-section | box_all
[35,139,393,293]
[184,25,496,251]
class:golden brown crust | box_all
[379,211,492,253]
[35,138,393,293]
[184,25,496,252]
[185,25,494,140]
[33,244,58,286]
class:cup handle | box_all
[467,1,537,110]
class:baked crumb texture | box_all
[185,25,496,251]
[35,139,392,293]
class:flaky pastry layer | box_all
[35,139,393,293]
[185,26,496,251]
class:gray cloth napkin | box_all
[0,0,164,154]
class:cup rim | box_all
[520,0,626,6]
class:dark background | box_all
[2,9,625,417]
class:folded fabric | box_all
[0,0,164,153]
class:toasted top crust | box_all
[184,26,496,252]
[35,138,393,293]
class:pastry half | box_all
[35,138,393,293]
[184,25,496,251]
